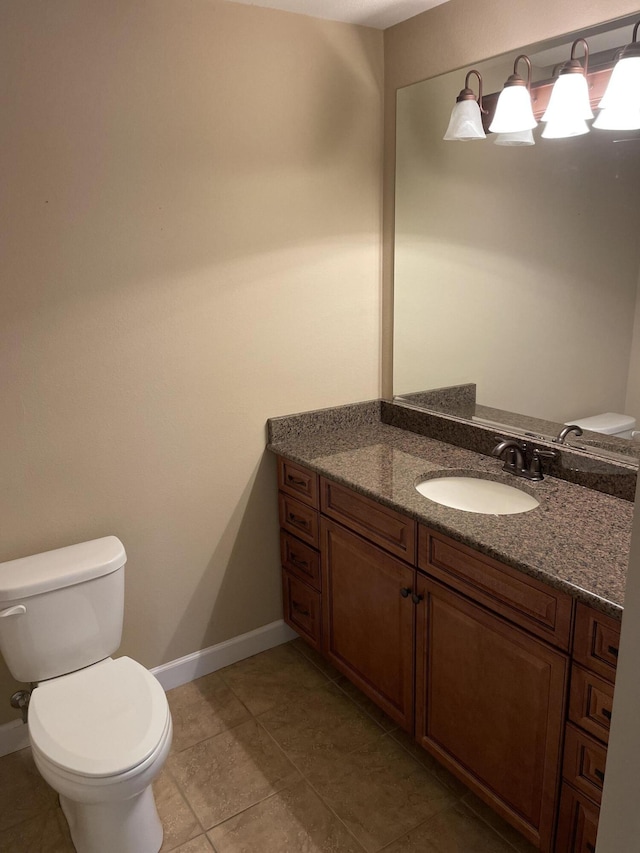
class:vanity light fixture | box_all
[443,70,486,141]
[542,38,593,138]
[488,55,537,134]
[594,21,640,130]
[494,129,535,146]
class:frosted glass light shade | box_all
[489,86,537,133]
[593,106,640,130]
[443,100,486,141]
[494,129,535,146]
[542,73,594,122]
[599,56,640,111]
[541,116,590,138]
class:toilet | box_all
[566,412,637,439]
[0,537,172,853]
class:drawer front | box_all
[321,478,416,563]
[419,527,573,649]
[277,457,319,508]
[569,664,615,744]
[282,571,322,650]
[280,531,320,591]
[555,783,600,853]
[573,603,620,683]
[279,493,319,548]
[563,723,608,805]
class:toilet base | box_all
[60,785,163,853]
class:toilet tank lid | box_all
[567,412,637,434]
[0,536,126,602]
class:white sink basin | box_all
[415,476,539,515]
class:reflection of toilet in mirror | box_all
[567,412,637,440]
[0,537,172,853]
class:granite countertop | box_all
[268,403,634,620]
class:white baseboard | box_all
[0,718,30,758]
[0,619,296,757]
[151,619,297,691]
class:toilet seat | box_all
[29,656,169,779]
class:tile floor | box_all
[0,639,537,852]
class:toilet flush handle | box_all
[0,605,26,618]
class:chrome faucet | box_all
[555,424,583,444]
[492,437,557,482]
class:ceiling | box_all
[224,0,452,30]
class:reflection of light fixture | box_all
[494,129,535,146]
[542,39,593,138]
[489,55,537,134]
[594,21,640,130]
[443,70,486,141]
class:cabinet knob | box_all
[602,707,612,721]
[400,587,411,598]
[608,644,619,658]
[594,768,605,782]
[411,593,424,605]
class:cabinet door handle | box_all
[289,512,308,527]
[594,768,605,782]
[601,707,612,721]
[411,593,424,604]
[586,844,596,853]
[608,644,619,658]
[290,554,309,571]
[292,600,311,617]
[288,475,307,487]
[400,587,411,598]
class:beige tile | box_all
[390,729,469,798]
[289,638,342,680]
[258,682,386,776]
[171,835,215,853]
[218,643,330,716]
[306,734,455,853]
[208,782,364,853]
[380,801,516,852]
[461,792,537,852]
[0,806,74,852]
[0,747,58,833]
[167,672,251,752]
[154,766,202,851]
[334,675,398,732]
[168,719,300,830]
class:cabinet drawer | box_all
[563,723,608,805]
[418,527,573,649]
[279,493,319,547]
[569,664,615,744]
[282,571,322,651]
[280,531,320,591]
[277,457,319,508]
[321,478,416,563]
[573,603,620,683]
[555,782,600,853]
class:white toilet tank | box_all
[0,537,126,683]
[567,412,637,439]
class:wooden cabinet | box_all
[414,573,567,851]
[556,606,620,852]
[274,456,622,853]
[321,517,416,731]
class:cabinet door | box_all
[322,518,416,731]
[415,576,568,852]
[555,783,600,853]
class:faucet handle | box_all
[528,447,558,480]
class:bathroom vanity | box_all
[268,401,631,853]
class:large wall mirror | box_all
[393,15,640,461]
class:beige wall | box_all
[0,0,383,723]
[624,268,640,423]
[382,0,640,397]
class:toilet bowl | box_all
[0,537,172,853]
